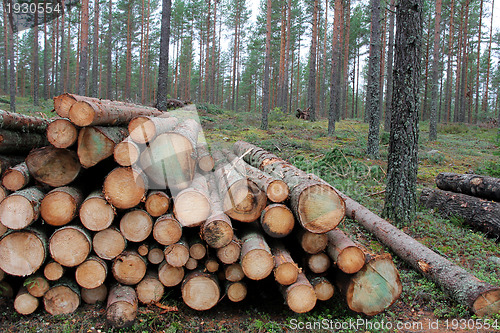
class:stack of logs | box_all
[0,94,403,328]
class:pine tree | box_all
[157,0,172,110]
[78,0,90,95]
[429,0,442,140]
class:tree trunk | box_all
[33,0,39,106]
[145,191,170,217]
[103,167,147,209]
[260,204,294,238]
[0,155,24,175]
[282,272,316,313]
[384,0,396,131]
[188,236,207,260]
[202,177,233,249]
[152,214,182,246]
[0,129,49,153]
[0,187,45,229]
[261,0,272,130]
[481,0,495,116]
[6,3,15,112]
[112,250,147,285]
[128,115,178,144]
[197,143,214,173]
[156,0,172,110]
[75,255,108,289]
[46,118,79,149]
[240,228,273,280]
[49,225,92,267]
[40,186,83,227]
[436,172,500,201]
[136,271,164,304]
[43,280,80,315]
[106,284,138,329]
[81,284,107,304]
[2,162,31,191]
[429,0,443,140]
[420,188,500,238]
[91,0,100,97]
[326,229,365,274]
[125,2,132,100]
[271,241,299,286]
[0,229,47,276]
[26,146,81,187]
[307,0,319,121]
[173,174,211,227]
[78,0,89,95]
[77,126,128,168]
[106,0,113,99]
[0,109,50,133]
[80,190,115,231]
[119,209,153,243]
[337,187,500,316]
[93,227,127,260]
[181,270,220,311]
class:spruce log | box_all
[224,263,244,282]
[260,204,295,238]
[326,229,365,274]
[420,188,500,238]
[334,187,500,316]
[271,242,300,286]
[93,227,127,260]
[0,187,44,229]
[310,276,334,301]
[112,251,147,285]
[113,138,141,167]
[137,244,149,256]
[2,162,31,191]
[185,258,198,270]
[181,271,220,311]
[436,172,500,201]
[103,167,148,209]
[49,225,92,267]
[164,238,189,267]
[306,253,331,274]
[233,141,345,233]
[106,284,138,329]
[0,109,50,133]
[43,261,65,281]
[0,229,47,276]
[216,236,241,264]
[136,271,165,304]
[43,280,81,315]
[226,281,247,302]
[145,191,170,217]
[75,255,108,289]
[240,229,274,280]
[202,176,233,248]
[14,287,39,315]
[26,146,81,187]
[158,261,185,287]
[173,174,211,227]
[336,253,402,316]
[128,115,178,144]
[282,273,317,313]
[297,230,328,254]
[188,235,207,260]
[147,246,165,265]
[54,93,93,118]
[40,186,83,227]
[153,214,183,246]
[25,275,50,297]
[0,129,48,153]
[0,155,25,175]
[46,118,79,148]
[197,143,215,172]
[77,126,128,168]
[68,95,162,127]
[119,209,153,242]
[81,284,108,304]
[80,191,115,231]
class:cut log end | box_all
[189,243,207,260]
[44,285,80,315]
[47,118,78,148]
[311,277,335,301]
[300,231,328,254]
[164,243,189,267]
[147,247,165,265]
[225,264,245,282]
[241,249,274,281]
[69,101,96,127]
[0,230,46,276]
[0,195,35,229]
[174,190,211,227]
[275,263,299,286]
[307,253,331,274]
[112,252,147,285]
[44,262,64,281]
[473,288,500,316]
[80,196,115,231]
[26,276,50,297]
[261,204,295,238]
[298,184,345,233]
[2,169,28,192]
[337,246,366,274]
[181,273,220,311]
[285,275,317,313]
[103,168,147,209]
[114,140,140,167]
[203,218,234,249]
[26,147,81,187]
[40,190,79,227]
[198,155,215,172]
[107,285,138,329]
[153,215,182,246]
[54,94,77,118]
[136,276,165,304]
[158,262,184,287]
[267,180,289,203]
[120,210,153,243]
[93,228,127,260]
[128,117,155,144]
[75,257,107,289]
[49,227,91,267]
[223,180,267,223]
[145,192,170,217]
[15,288,39,315]
[227,282,247,302]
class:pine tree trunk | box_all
[429,0,443,140]
[481,0,495,116]
[78,0,89,95]
[106,0,113,99]
[91,0,100,97]
[384,0,396,131]
[156,0,172,110]
[125,2,132,100]
[33,0,39,106]
[307,0,319,121]
[444,0,455,122]
[7,5,15,112]
[43,10,48,100]
[261,0,272,130]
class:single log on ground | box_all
[2,162,31,191]
[14,287,39,315]
[188,235,207,260]
[68,95,162,127]
[282,272,317,313]
[44,261,65,281]
[0,155,25,175]
[297,230,328,254]
[164,238,189,267]
[138,244,149,256]
[119,209,153,242]
[197,143,215,172]
[326,229,365,274]
[173,174,211,227]
[158,261,185,287]
[202,176,233,248]
[26,146,81,187]
[82,284,108,304]
[436,172,500,202]
[181,270,220,311]
[25,275,50,297]
[0,229,47,276]
[217,236,241,264]
[78,126,129,168]
[128,115,178,144]
[0,109,50,133]
[334,188,500,316]
[306,253,331,274]
[46,118,78,148]
[233,141,345,233]
[420,188,500,238]
[336,253,402,316]
[185,258,198,270]
[226,281,247,302]
[148,245,166,265]
[0,129,49,153]
[310,276,334,301]
[112,251,147,285]
[225,263,245,282]
[136,271,165,304]
[75,255,108,289]
[49,225,92,267]
[0,187,45,229]
[240,228,273,280]
[260,204,295,238]
[153,214,182,246]
[80,191,115,231]
[93,227,127,260]
[41,186,83,227]
[271,241,300,286]
[43,280,81,315]
[113,138,141,167]
[54,93,95,118]
[145,191,170,217]
[106,284,138,329]
[103,167,148,209]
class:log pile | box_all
[0,95,411,328]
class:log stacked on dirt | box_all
[326,229,365,274]
[436,172,500,201]
[106,284,138,328]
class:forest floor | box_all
[1,98,500,332]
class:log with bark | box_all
[153,214,183,246]
[46,118,79,148]
[216,236,241,265]
[75,255,108,289]
[197,143,214,172]
[233,141,345,233]
[49,225,92,267]
[40,186,84,227]
[420,188,500,238]
[310,276,334,301]
[103,167,148,209]
[77,126,128,168]
[81,284,108,304]
[136,271,165,304]
[43,280,81,315]
[80,191,116,231]
[271,241,300,286]
[147,246,165,265]
[224,263,245,282]
[0,187,45,229]
[436,172,500,202]
[0,155,25,175]
[25,275,50,297]
[334,186,500,316]
[0,109,50,133]
[282,272,317,313]
[119,209,153,243]
[113,138,141,167]
[240,228,274,280]
[185,257,198,270]
[2,162,31,191]
[188,235,207,260]
[226,281,247,302]
[145,191,170,217]
[164,238,189,267]
[297,230,328,254]
[326,229,365,274]
[112,251,147,285]
[202,176,233,248]
[0,129,49,153]
[14,287,39,315]
[128,115,178,144]
[173,174,211,227]
[306,253,331,274]
[106,284,138,328]
[26,146,81,187]
[54,93,94,118]
[137,244,149,256]
[181,270,220,311]
[93,227,127,260]
[205,255,220,273]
